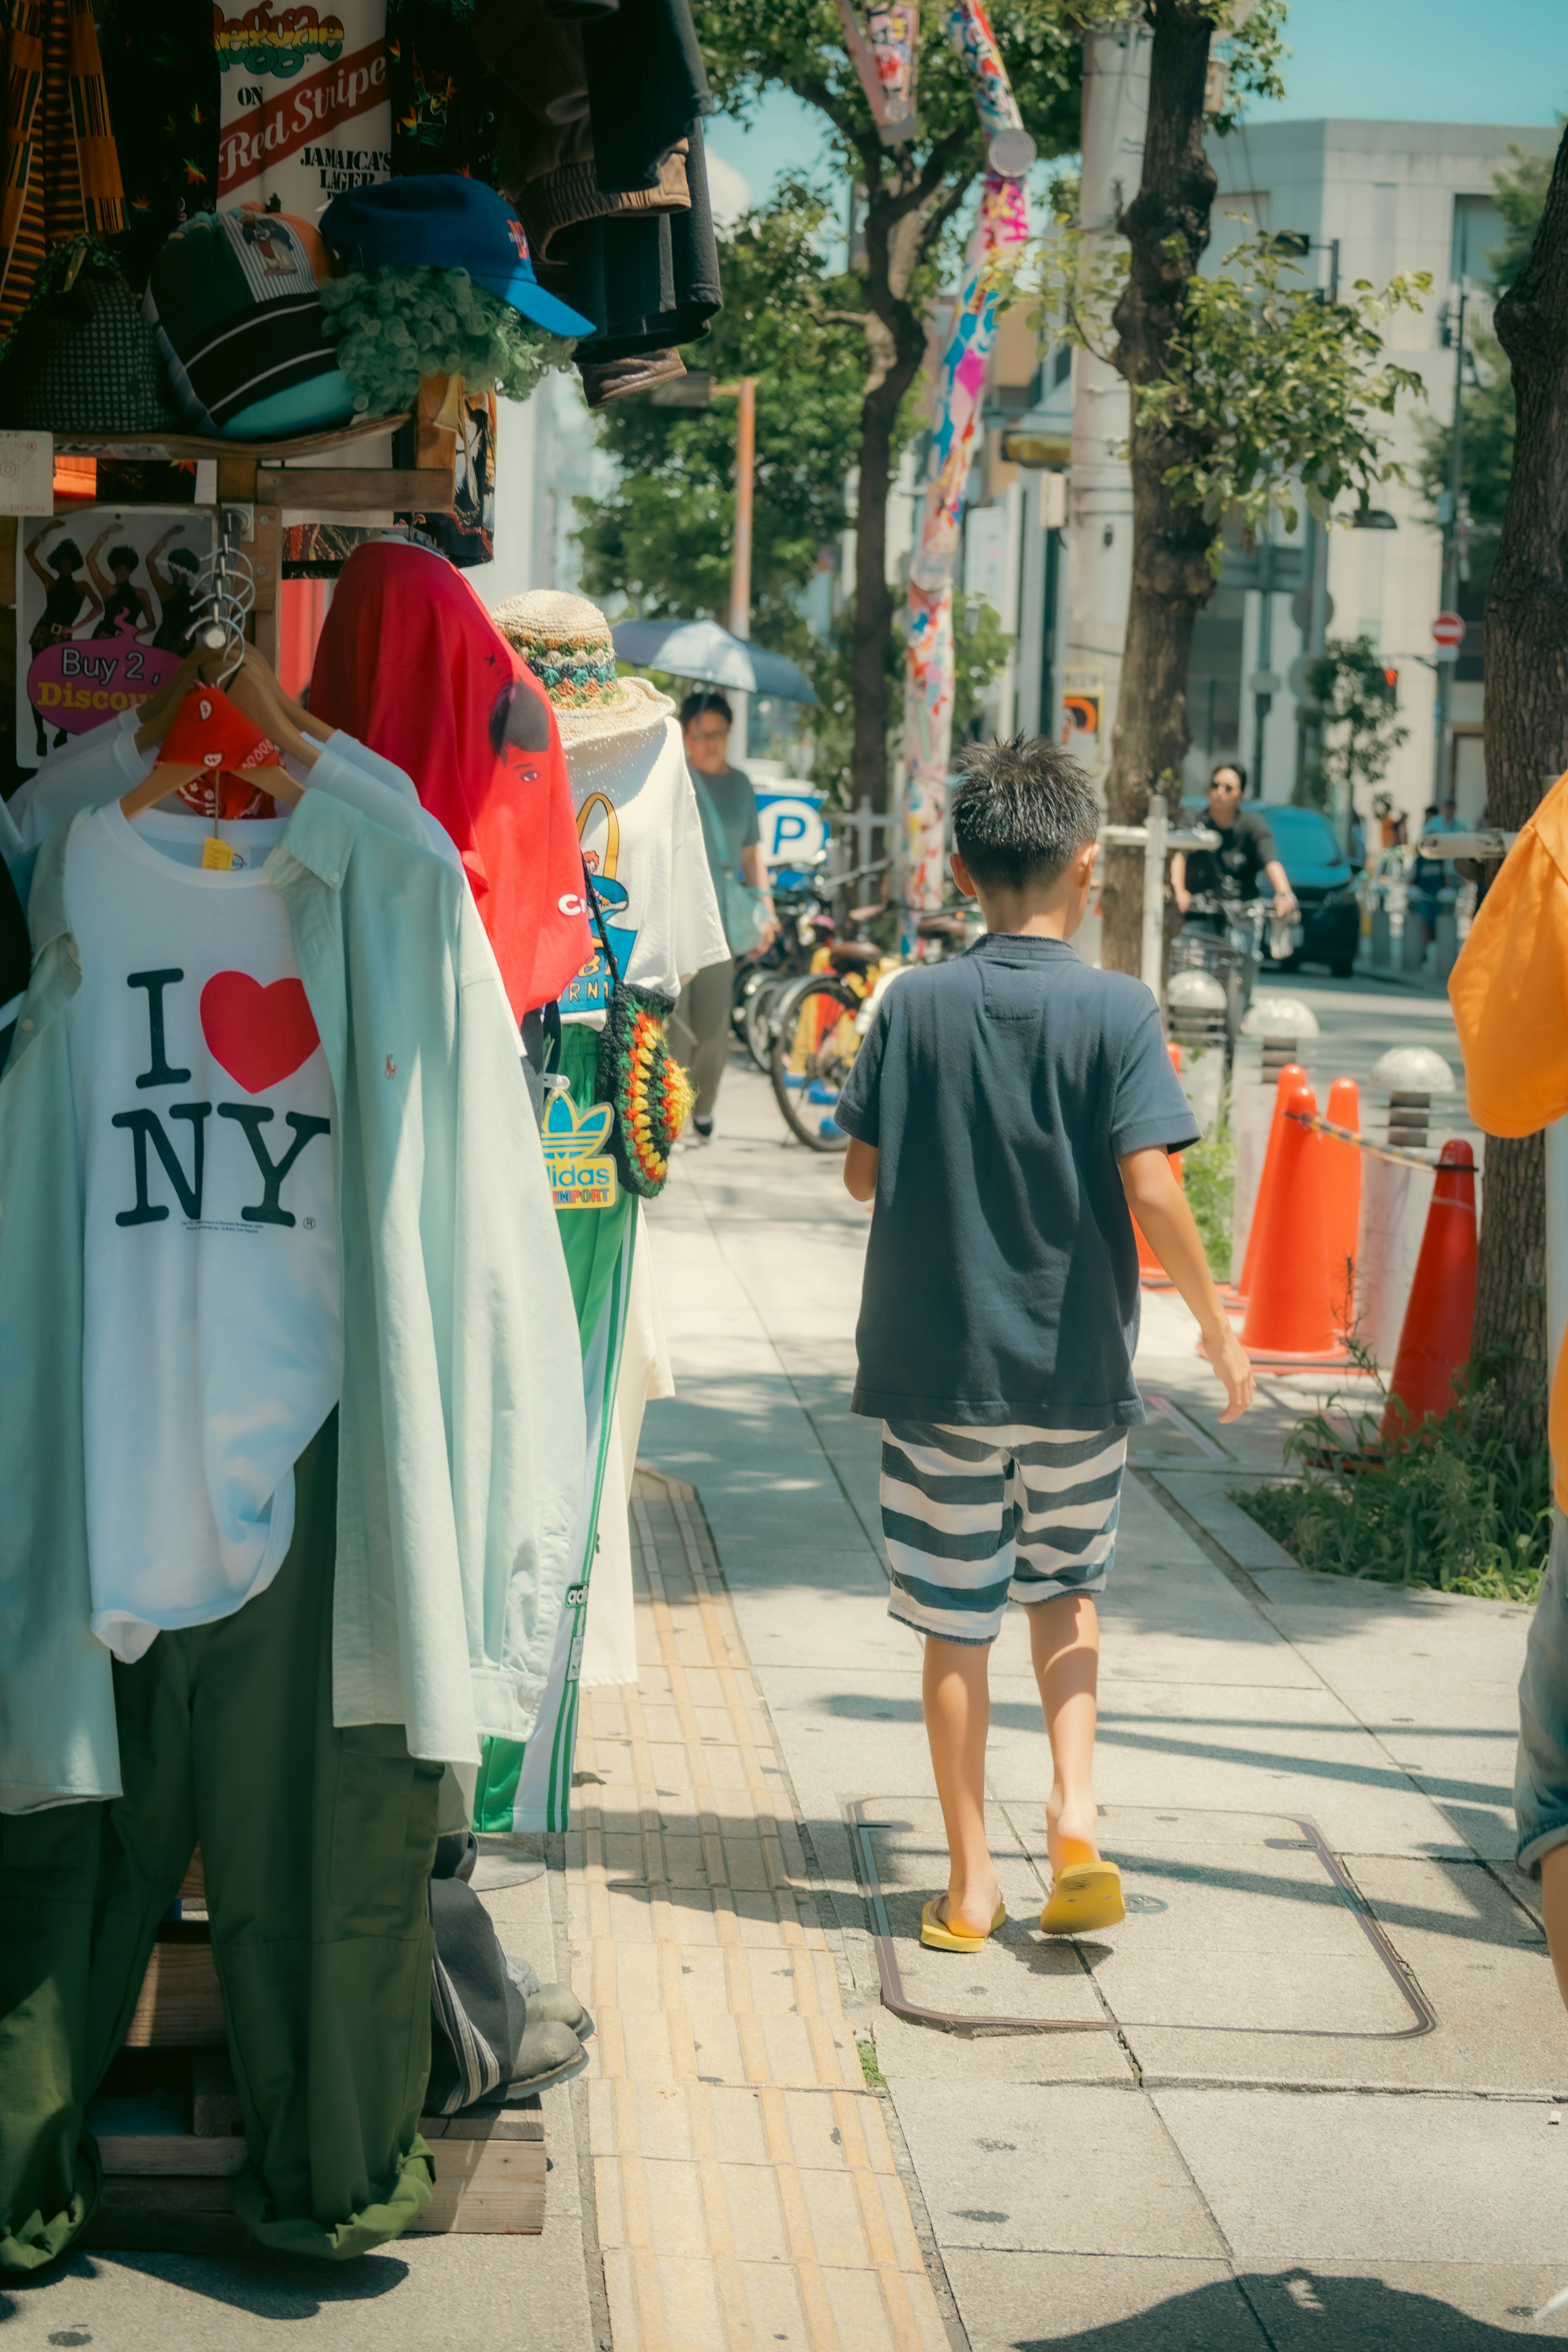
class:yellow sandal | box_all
[920,1897,1006,1953]
[1039,1841,1125,1937]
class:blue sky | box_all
[703,0,1566,225]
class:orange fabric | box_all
[1448,766,1568,1503]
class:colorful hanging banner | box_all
[895,0,1032,950]
[833,0,919,145]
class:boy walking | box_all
[836,739,1254,1951]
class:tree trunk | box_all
[1474,124,1568,1434]
[849,183,931,817]
[851,373,903,816]
[1100,0,1217,975]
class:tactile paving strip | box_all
[566,1479,950,2352]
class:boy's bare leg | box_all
[1029,1591,1102,1871]
[922,1635,1002,1938]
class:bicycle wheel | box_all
[739,971,783,1071]
[769,975,862,1152]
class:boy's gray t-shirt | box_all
[834,934,1200,1427]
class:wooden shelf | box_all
[50,413,410,462]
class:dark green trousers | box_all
[0,1413,443,2271]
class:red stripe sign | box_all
[218,40,386,200]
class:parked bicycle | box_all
[731,858,895,1073]
[765,901,973,1152]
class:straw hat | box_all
[492,589,674,745]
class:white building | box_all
[978,116,1557,826]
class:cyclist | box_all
[1170,762,1296,931]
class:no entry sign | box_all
[1432,610,1465,652]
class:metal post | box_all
[1141,795,1167,996]
[1433,287,1467,809]
[1252,539,1275,800]
[728,374,756,760]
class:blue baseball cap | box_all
[321,176,596,340]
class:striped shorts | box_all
[880,1420,1128,1646]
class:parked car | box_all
[1181,801,1361,978]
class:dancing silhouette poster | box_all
[16,508,215,771]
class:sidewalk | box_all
[7,1048,1564,2352]
[633,1057,1568,2350]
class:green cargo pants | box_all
[0,1412,443,2272]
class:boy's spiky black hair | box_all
[951,735,1100,893]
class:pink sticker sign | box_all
[27,641,186,735]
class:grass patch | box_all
[1233,1356,1551,1602]
[1182,1102,1234,1279]
[855,2037,886,2089]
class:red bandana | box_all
[161,685,283,820]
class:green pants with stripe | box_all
[473,1022,637,1835]
[0,1413,442,2272]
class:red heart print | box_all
[200,972,320,1094]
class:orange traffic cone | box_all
[1322,1077,1361,1334]
[1237,1061,1309,1298]
[1381,1140,1477,1439]
[1138,1043,1183,1288]
[1240,1075,1346,1365]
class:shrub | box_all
[1234,1352,1550,1602]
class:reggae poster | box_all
[16,508,215,773]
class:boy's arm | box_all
[844,1138,878,1203]
[1119,1146,1255,1423]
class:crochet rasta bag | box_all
[584,866,695,1198]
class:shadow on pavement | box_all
[1,2247,410,2323]
[1013,2267,1561,2348]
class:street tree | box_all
[1472,120,1568,1432]
[1296,636,1408,824]
[575,183,865,662]
[1036,0,1426,971]
[692,0,1083,815]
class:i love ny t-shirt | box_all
[64,803,340,1661]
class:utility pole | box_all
[1432,286,1467,808]
[1064,18,1151,803]
[717,374,756,756]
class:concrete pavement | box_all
[636,1050,1568,2348]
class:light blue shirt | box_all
[0,792,586,1810]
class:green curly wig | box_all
[319,265,575,413]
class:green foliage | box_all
[1295,634,1408,814]
[575,183,868,657]
[1487,134,1559,293]
[1130,237,1430,552]
[804,595,1011,803]
[1033,218,1429,570]
[1416,140,1555,597]
[1202,0,1288,133]
[693,0,1082,172]
[1180,1094,1234,1277]
[320,269,570,413]
[1235,1356,1552,1601]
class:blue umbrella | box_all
[611,618,820,706]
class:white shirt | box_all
[561,716,728,1025]
[64,803,341,1661]
[10,714,464,879]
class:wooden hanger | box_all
[223,645,321,773]
[119,682,304,819]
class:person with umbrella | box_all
[676,689,778,1140]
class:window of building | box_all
[1452,191,1506,285]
